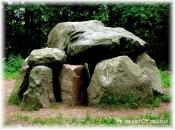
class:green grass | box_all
[98,92,170,109]
[160,94,171,102]
[98,93,141,109]
[8,94,22,105]
[6,111,170,126]
[125,94,141,108]
[3,55,24,79]
[160,70,171,88]
[8,74,24,105]
[4,57,171,110]
[20,96,43,111]
[20,102,42,111]
[98,93,121,108]
[97,68,171,109]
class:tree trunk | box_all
[24,8,29,56]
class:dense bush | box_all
[3,55,24,79]
[109,4,170,66]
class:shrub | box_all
[160,70,171,88]
[3,55,24,79]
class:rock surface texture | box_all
[88,56,153,105]
[10,48,66,102]
[59,64,88,106]
[22,66,55,108]
[9,20,164,110]
[136,52,164,94]
[28,47,66,66]
[47,20,148,64]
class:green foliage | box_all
[20,102,42,111]
[7,111,170,126]
[98,93,121,107]
[91,5,109,24]
[160,94,171,103]
[3,55,24,79]
[14,114,31,122]
[146,93,171,108]
[160,70,171,88]
[125,94,141,108]
[111,4,170,64]
[98,91,170,109]
[19,96,43,111]
[125,111,171,126]
[98,92,141,108]
[157,64,170,71]
[5,3,170,65]
[148,97,161,107]
[8,94,22,105]
[8,74,24,105]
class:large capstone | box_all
[22,66,55,108]
[59,64,88,106]
[136,52,164,94]
[47,20,148,64]
[87,56,153,106]
[28,47,66,67]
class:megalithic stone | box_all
[59,64,89,106]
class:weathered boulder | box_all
[28,47,66,67]
[22,66,55,108]
[48,20,104,50]
[87,56,153,105]
[9,57,30,103]
[47,20,148,64]
[136,52,164,94]
[59,64,88,106]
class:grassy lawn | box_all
[5,111,171,127]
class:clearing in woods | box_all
[3,80,171,127]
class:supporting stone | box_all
[59,64,88,106]
[22,65,55,108]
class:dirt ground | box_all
[3,80,171,126]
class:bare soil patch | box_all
[3,80,171,126]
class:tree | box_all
[4,2,170,66]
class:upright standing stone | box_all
[136,52,164,94]
[88,56,153,106]
[59,64,88,106]
[22,66,55,108]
